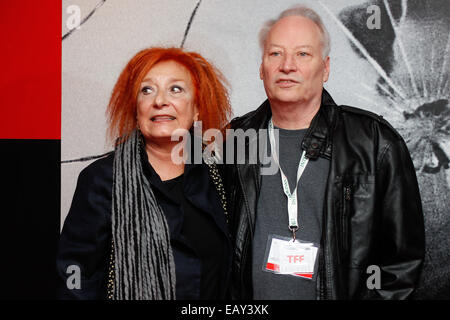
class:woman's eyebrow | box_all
[141,77,186,83]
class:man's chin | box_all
[271,96,306,106]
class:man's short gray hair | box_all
[258,5,331,59]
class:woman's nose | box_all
[154,90,168,108]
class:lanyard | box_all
[268,119,309,241]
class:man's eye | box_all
[141,86,154,94]
[298,52,309,57]
[171,85,183,93]
[270,51,281,56]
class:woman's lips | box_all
[151,115,176,122]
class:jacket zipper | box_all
[342,185,351,253]
[240,234,250,298]
[236,164,256,299]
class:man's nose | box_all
[280,54,297,73]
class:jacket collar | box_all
[302,89,337,160]
[234,88,337,161]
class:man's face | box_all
[260,16,330,106]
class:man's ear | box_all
[259,64,264,80]
[323,56,330,83]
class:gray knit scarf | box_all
[111,129,176,300]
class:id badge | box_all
[263,234,319,280]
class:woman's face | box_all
[137,60,198,143]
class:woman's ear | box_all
[193,105,199,122]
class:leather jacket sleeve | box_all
[371,133,425,299]
[56,156,113,299]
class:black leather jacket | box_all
[225,89,425,299]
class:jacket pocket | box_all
[337,174,375,267]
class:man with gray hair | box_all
[226,5,424,299]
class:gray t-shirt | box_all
[252,127,329,300]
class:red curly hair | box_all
[106,47,232,145]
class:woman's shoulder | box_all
[77,151,115,188]
[65,151,115,226]
[80,151,114,175]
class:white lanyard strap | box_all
[268,119,309,238]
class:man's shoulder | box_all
[339,105,382,119]
[229,100,270,130]
[337,105,403,141]
[229,111,256,129]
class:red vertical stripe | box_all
[0,1,61,139]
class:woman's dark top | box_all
[57,148,231,300]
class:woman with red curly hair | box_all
[57,47,232,300]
